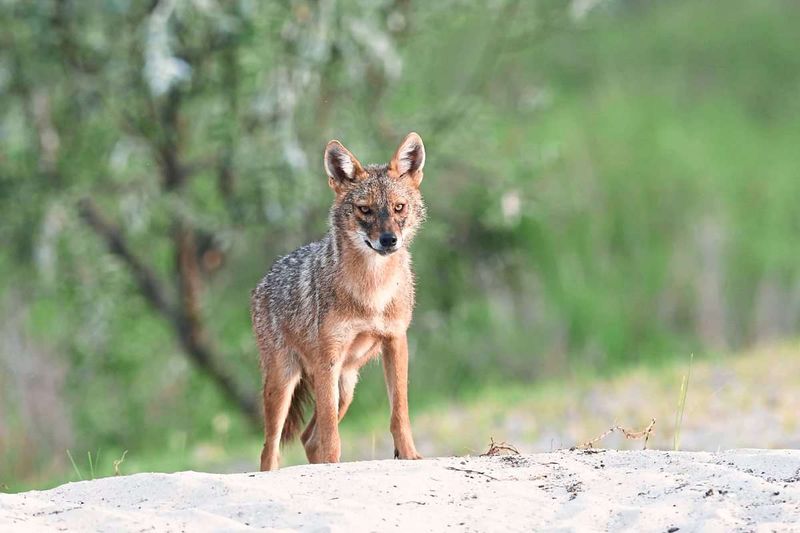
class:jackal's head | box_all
[325,133,426,256]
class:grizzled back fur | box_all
[251,133,426,444]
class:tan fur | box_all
[251,133,426,471]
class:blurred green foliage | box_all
[1,0,799,488]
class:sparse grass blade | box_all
[87,450,99,480]
[673,353,694,451]
[66,450,83,481]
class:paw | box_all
[394,447,423,460]
[304,442,320,464]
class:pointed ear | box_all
[324,140,366,193]
[390,132,425,186]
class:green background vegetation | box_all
[1,0,798,491]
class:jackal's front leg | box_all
[310,349,343,463]
[382,334,422,460]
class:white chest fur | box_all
[369,272,402,311]
[348,273,403,313]
[345,260,402,312]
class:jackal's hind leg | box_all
[259,351,301,471]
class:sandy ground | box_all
[2,449,799,532]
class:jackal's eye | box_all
[394,203,405,213]
[357,205,372,215]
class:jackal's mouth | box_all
[364,239,395,256]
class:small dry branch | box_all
[481,437,520,457]
[113,450,128,476]
[445,466,499,481]
[572,418,656,451]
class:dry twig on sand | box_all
[445,466,499,481]
[572,418,656,451]
[481,438,521,456]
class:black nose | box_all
[379,232,398,248]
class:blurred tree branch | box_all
[78,198,259,425]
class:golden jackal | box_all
[251,133,426,471]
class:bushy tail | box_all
[280,375,311,443]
